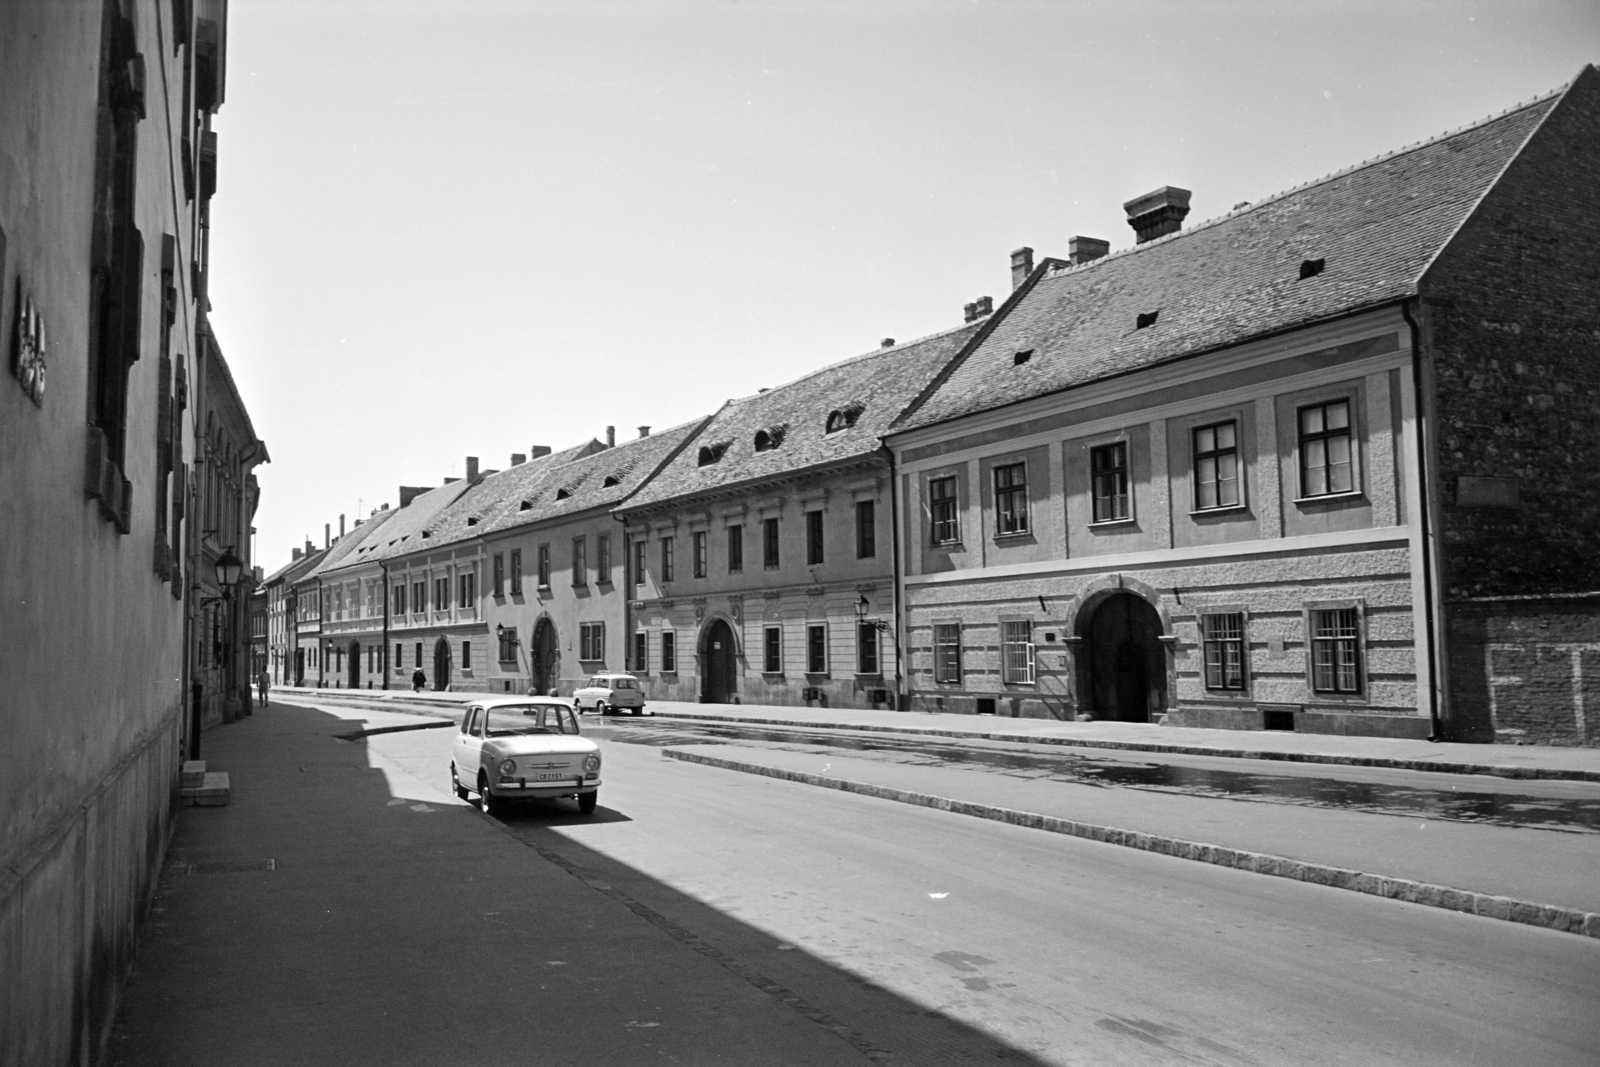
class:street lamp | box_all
[214,546,244,590]
[855,594,890,632]
[191,547,246,761]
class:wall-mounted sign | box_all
[10,281,46,406]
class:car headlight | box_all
[583,754,601,775]
[499,758,517,776]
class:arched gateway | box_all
[433,636,452,691]
[700,618,738,704]
[1082,591,1167,722]
[530,618,559,696]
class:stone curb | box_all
[650,712,1600,783]
[663,749,1600,941]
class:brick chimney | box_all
[1123,187,1191,244]
[398,486,429,508]
[606,426,615,448]
[292,547,302,561]
[1068,236,1110,265]
[339,514,345,538]
[511,452,526,466]
[465,456,479,480]
[305,539,314,556]
[638,426,651,438]
[974,295,993,317]
[880,338,895,348]
[963,302,977,323]
[530,445,551,458]
[324,523,330,549]
[1010,247,1034,290]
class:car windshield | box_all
[609,677,637,690]
[483,704,576,736]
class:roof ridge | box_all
[1043,82,1570,280]
[729,319,979,404]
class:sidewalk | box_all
[275,686,1600,782]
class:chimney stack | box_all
[1068,236,1110,265]
[324,523,330,549]
[305,539,314,556]
[530,445,551,459]
[1010,247,1034,290]
[339,514,346,538]
[963,302,977,323]
[466,456,479,480]
[1123,186,1191,244]
[511,452,526,467]
[292,547,302,561]
[974,295,994,317]
[880,338,895,348]
[399,486,428,508]
[606,426,615,448]
[638,426,651,438]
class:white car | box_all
[573,672,646,716]
[449,697,601,815]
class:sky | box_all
[208,0,1600,575]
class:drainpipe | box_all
[1403,300,1444,741]
[887,445,906,711]
[380,561,390,690]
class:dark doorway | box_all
[293,648,304,686]
[433,637,452,691]
[1085,592,1166,722]
[348,641,361,690]
[531,618,558,696]
[701,619,737,704]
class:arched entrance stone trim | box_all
[1066,573,1172,638]
[695,611,745,659]
[1067,574,1175,722]
[433,636,453,691]
[529,615,560,696]
[696,613,743,704]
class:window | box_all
[994,462,1028,535]
[661,630,677,672]
[1001,621,1035,684]
[763,626,782,673]
[1090,442,1130,523]
[661,536,675,582]
[632,538,646,587]
[412,580,426,613]
[633,631,648,672]
[1194,422,1240,510]
[855,501,875,558]
[1299,400,1354,497]
[857,624,879,674]
[693,531,707,578]
[933,624,962,684]
[435,576,450,610]
[1311,608,1361,693]
[806,510,824,565]
[462,641,471,670]
[414,642,422,668]
[1201,613,1246,690]
[509,549,522,595]
[763,518,780,569]
[459,571,475,608]
[492,554,505,596]
[929,476,959,545]
[806,624,827,674]
[596,534,610,584]
[572,536,587,585]
[393,584,406,616]
[580,621,605,662]
[728,524,743,573]
[394,644,402,669]
[537,544,551,588]
[497,626,517,663]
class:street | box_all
[109,698,1600,1066]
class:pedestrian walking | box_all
[412,667,426,693]
[257,669,271,708]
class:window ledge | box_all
[1189,503,1249,517]
[1293,491,1365,506]
[1088,518,1136,529]
[930,541,964,550]
[992,530,1032,541]
[761,671,785,679]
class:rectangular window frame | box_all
[1307,603,1364,695]
[458,570,475,609]
[806,623,828,675]
[661,536,675,582]
[537,544,551,589]
[806,510,824,566]
[579,621,605,662]
[497,626,518,663]
[492,553,505,597]
[928,475,960,546]
[632,630,648,673]
[1297,398,1358,500]
[933,622,962,685]
[728,524,744,574]
[763,518,780,570]
[509,549,522,595]
[1192,420,1242,512]
[661,629,678,673]
[632,538,646,588]
[1200,611,1247,691]
[763,625,782,674]
[693,530,707,578]
[855,500,875,559]
[435,576,450,611]
[572,536,587,586]
[1000,619,1036,686]
[596,534,611,584]
[856,623,880,675]
[1090,441,1131,524]
[993,461,1029,536]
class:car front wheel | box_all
[451,764,469,800]
[478,774,499,816]
[595,701,608,717]
[578,790,598,815]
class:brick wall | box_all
[1447,596,1600,745]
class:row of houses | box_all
[270,66,1600,748]
[1,3,270,1063]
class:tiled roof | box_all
[623,322,983,510]
[296,508,398,583]
[894,89,1563,431]
[262,548,324,587]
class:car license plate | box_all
[535,772,564,781]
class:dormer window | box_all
[1013,349,1034,366]
[824,403,865,434]
[519,500,533,511]
[1135,311,1160,330]
[603,475,620,487]
[754,423,789,452]
[466,517,479,526]
[697,441,730,466]
[555,488,571,500]
[1299,257,1326,280]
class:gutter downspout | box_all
[887,445,906,711]
[380,562,390,690]
[1403,300,1444,741]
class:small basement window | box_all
[1299,257,1326,280]
[1135,311,1160,330]
[1013,349,1034,366]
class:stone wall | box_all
[1446,596,1600,746]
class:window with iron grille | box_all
[435,576,450,610]
[596,534,611,584]
[572,536,587,586]
[1299,400,1354,497]
[806,625,827,674]
[537,544,551,588]
[806,510,824,565]
[856,501,875,558]
[929,476,959,545]
[763,626,782,673]
[857,624,879,674]
[728,524,744,573]
[1311,608,1361,693]
[580,621,605,662]
[633,631,647,671]
[933,624,962,684]
[763,518,780,569]
[510,549,522,595]
[492,553,505,596]
[497,626,518,663]
[994,462,1028,535]
[693,531,707,578]
[1001,621,1035,684]
[1201,613,1246,690]
[661,630,677,672]
[661,536,675,582]
[1091,442,1130,522]
[1193,421,1240,509]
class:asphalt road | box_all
[359,707,1600,1067]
